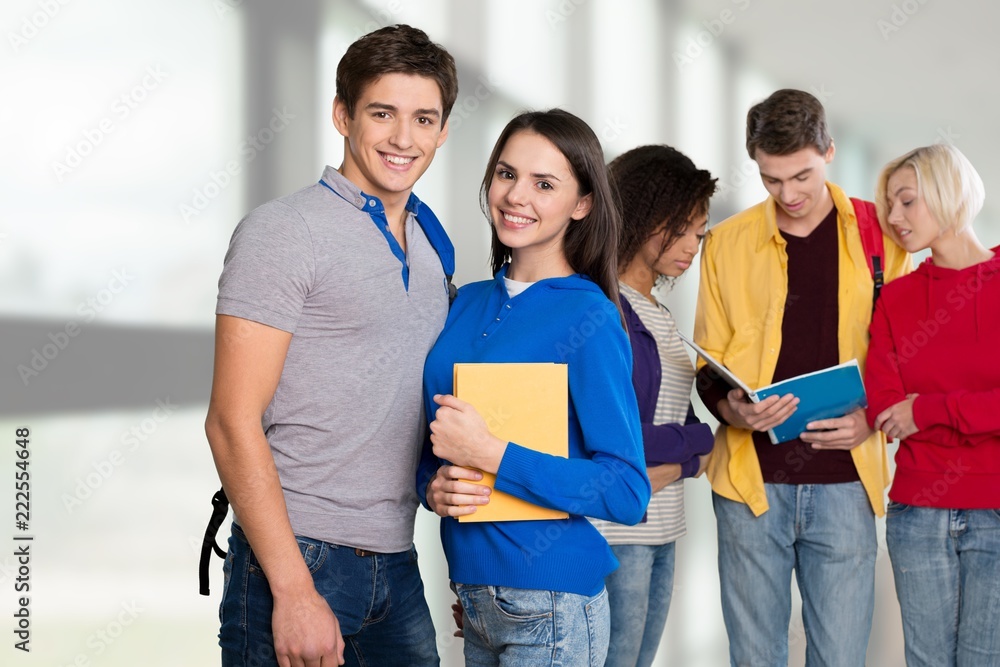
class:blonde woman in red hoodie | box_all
[865,143,1000,667]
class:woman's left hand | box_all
[430,394,507,473]
[875,394,920,441]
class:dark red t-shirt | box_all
[698,205,859,484]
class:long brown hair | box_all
[480,109,622,310]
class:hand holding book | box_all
[429,393,508,474]
[719,388,799,433]
[799,408,874,450]
[679,332,869,445]
[425,464,492,519]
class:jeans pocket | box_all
[245,533,328,580]
[490,586,554,621]
[886,500,912,517]
[294,535,328,574]
[220,548,234,624]
[584,588,610,667]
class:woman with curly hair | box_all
[591,145,718,667]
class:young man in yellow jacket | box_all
[694,89,910,666]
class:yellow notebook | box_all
[453,363,569,522]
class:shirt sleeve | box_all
[696,366,732,424]
[642,419,714,466]
[913,390,1000,436]
[864,296,910,429]
[493,302,652,526]
[216,200,315,333]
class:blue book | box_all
[677,332,868,444]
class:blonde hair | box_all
[875,143,985,234]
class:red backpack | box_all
[850,198,885,308]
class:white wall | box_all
[3,1,995,664]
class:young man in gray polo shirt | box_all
[205,25,458,667]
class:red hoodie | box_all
[865,245,1000,509]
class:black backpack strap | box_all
[871,255,884,307]
[199,487,230,596]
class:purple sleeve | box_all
[679,457,701,479]
[642,420,714,466]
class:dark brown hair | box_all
[336,24,458,122]
[745,89,832,159]
[609,145,717,271]
[480,109,622,310]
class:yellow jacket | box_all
[694,182,911,517]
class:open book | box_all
[677,332,868,444]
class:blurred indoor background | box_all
[2,0,997,664]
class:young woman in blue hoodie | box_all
[417,109,651,665]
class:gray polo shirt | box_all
[216,166,449,552]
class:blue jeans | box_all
[604,542,676,667]
[453,582,610,666]
[713,482,876,667]
[219,523,439,666]
[886,502,1000,667]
